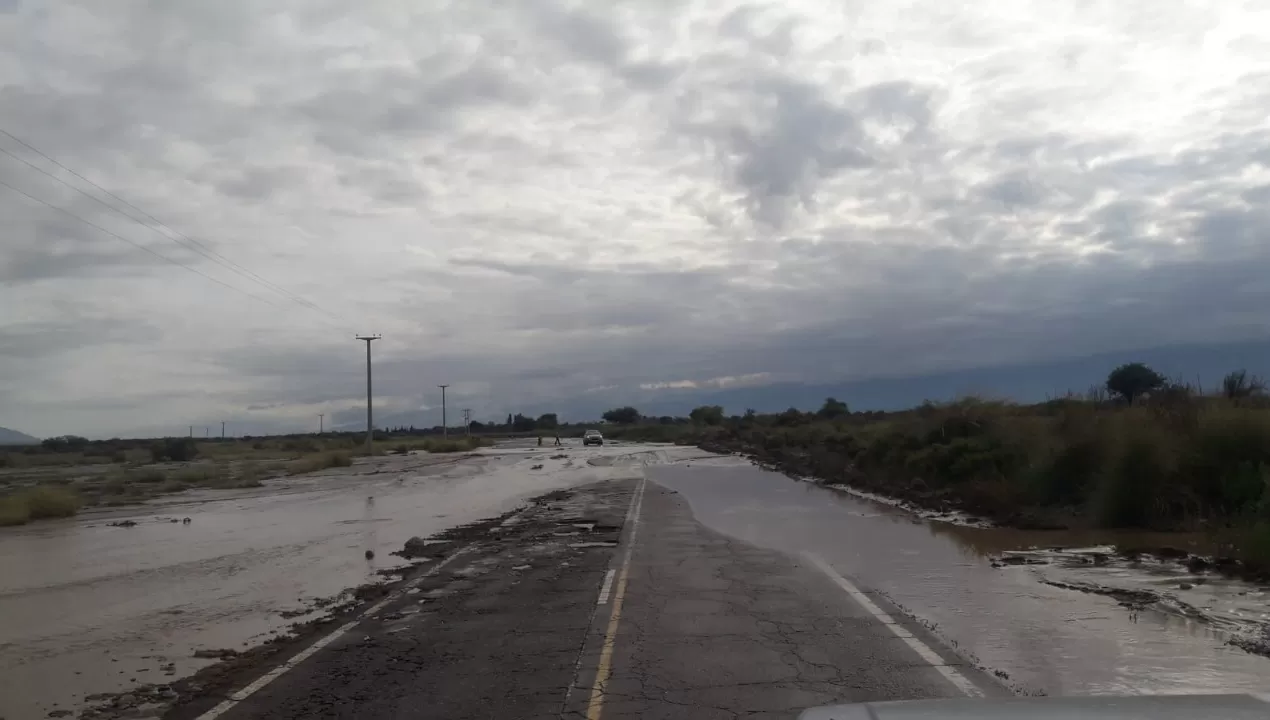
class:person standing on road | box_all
[553,433,561,446]
[537,436,543,446]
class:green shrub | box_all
[1225,521,1270,576]
[0,486,82,525]
[151,437,198,463]
[233,461,266,487]
[1181,406,1270,514]
[130,468,167,484]
[1093,421,1175,528]
[421,437,487,453]
[287,451,353,475]
[281,439,320,454]
[0,496,28,526]
[1030,437,1105,506]
[172,466,214,484]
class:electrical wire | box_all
[0,177,287,309]
[0,129,344,322]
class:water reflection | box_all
[648,460,1270,697]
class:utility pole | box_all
[463,408,472,436]
[189,425,193,438]
[204,427,209,438]
[221,422,225,440]
[318,413,324,434]
[357,335,382,454]
[438,385,449,438]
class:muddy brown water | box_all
[648,456,1270,698]
[0,443,661,720]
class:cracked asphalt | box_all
[565,481,997,719]
[177,476,1000,720]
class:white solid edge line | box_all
[597,569,617,605]
[195,544,476,720]
[803,552,983,698]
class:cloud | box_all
[3,0,1270,437]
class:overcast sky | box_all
[3,1,1270,438]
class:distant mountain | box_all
[565,338,1270,418]
[0,426,39,445]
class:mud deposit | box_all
[0,441,686,719]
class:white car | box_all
[583,430,604,446]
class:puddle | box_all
[648,460,1270,697]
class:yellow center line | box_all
[586,478,646,720]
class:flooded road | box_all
[6,443,1270,717]
[0,442,682,720]
[649,456,1270,698]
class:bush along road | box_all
[602,366,1270,581]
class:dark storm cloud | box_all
[5,0,1270,437]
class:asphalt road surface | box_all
[172,476,1002,719]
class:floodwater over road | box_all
[649,456,1270,698]
[7,443,1270,717]
[0,442,677,719]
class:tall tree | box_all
[602,406,640,424]
[1105,363,1166,403]
[689,405,725,426]
[817,397,850,418]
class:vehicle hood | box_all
[798,693,1270,720]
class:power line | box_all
[0,130,335,317]
[0,177,285,309]
[0,128,343,322]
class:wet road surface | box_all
[649,457,1270,697]
[4,443,1270,718]
[189,477,999,720]
[0,443,659,719]
[564,480,998,720]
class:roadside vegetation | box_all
[596,365,1270,577]
[0,486,83,526]
[378,436,489,455]
[9,364,1270,573]
[0,430,492,525]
